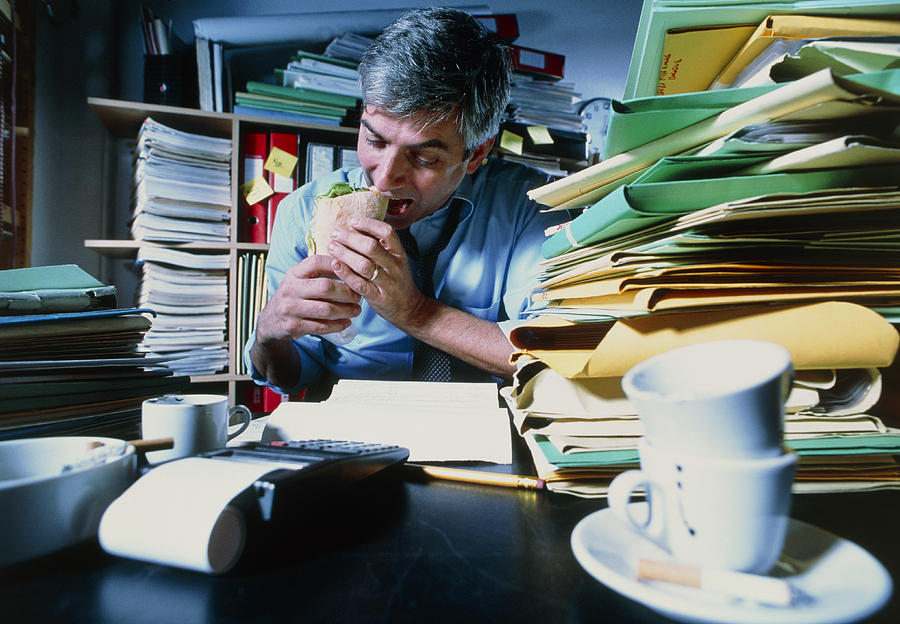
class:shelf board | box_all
[191,373,249,383]
[88,97,359,139]
[84,239,268,258]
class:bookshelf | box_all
[86,97,359,404]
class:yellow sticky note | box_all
[264,146,299,180]
[527,125,554,145]
[500,129,524,155]
[241,176,274,206]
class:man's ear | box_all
[465,136,495,174]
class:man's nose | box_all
[371,148,407,189]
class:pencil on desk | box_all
[406,464,545,490]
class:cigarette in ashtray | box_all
[637,558,811,607]
[307,183,388,255]
[61,441,115,473]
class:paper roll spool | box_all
[99,457,284,574]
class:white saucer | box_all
[571,504,892,624]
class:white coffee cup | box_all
[608,437,796,574]
[141,394,251,464]
[621,339,793,459]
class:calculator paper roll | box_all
[99,457,281,574]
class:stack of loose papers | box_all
[136,248,230,376]
[511,67,900,496]
[131,118,232,243]
[502,358,900,497]
[262,380,512,463]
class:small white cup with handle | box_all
[621,339,793,460]
[608,437,796,574]
[141,394,251,464]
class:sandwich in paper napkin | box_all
[307,183,388,255]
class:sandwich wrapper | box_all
[308,185,388,345]
[99,457,287,574]
[308,185,388,255]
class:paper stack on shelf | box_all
[497,76,589,177]
[510,17,900,496]
[489,33,587,178]
[0,266,190,440]
[132,118,232,243]
[126,117,233,377]
[135,249,230,377]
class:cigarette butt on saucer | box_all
[637,558,797,607]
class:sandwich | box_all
[306,183,388,255]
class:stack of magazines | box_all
[130,118,233,376]
[132,118,232,243]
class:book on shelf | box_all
[234,91,347,118]
[232,104,342,126]
[234,250,268,375]
[278,67,361,99]
[244,80,357,110]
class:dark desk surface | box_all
[2,445,899,624]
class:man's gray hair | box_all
[358,6,511,155]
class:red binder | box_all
[245,384,264,413]
[472,14,519,40]
[241,132,268,243]
[509,44,565,80]
[266,131,300,243]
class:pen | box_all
[406,463,545,490]
[636,558,809,607]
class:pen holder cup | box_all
[143,53,190,106]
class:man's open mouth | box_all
[387,198,412,216]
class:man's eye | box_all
[412,153,438,167]
[366,138,386,148]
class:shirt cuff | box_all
[242,330,312,396]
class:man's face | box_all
[357,105,490,230]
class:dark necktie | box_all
[396,203,460,382]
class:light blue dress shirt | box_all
[244,157,568,394]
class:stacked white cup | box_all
[609,339,796,574]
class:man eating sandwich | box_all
[246,7,569,396]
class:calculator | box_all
[201,439,410,523]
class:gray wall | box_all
[31,0,642,288]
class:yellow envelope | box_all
[509,301,899,378]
